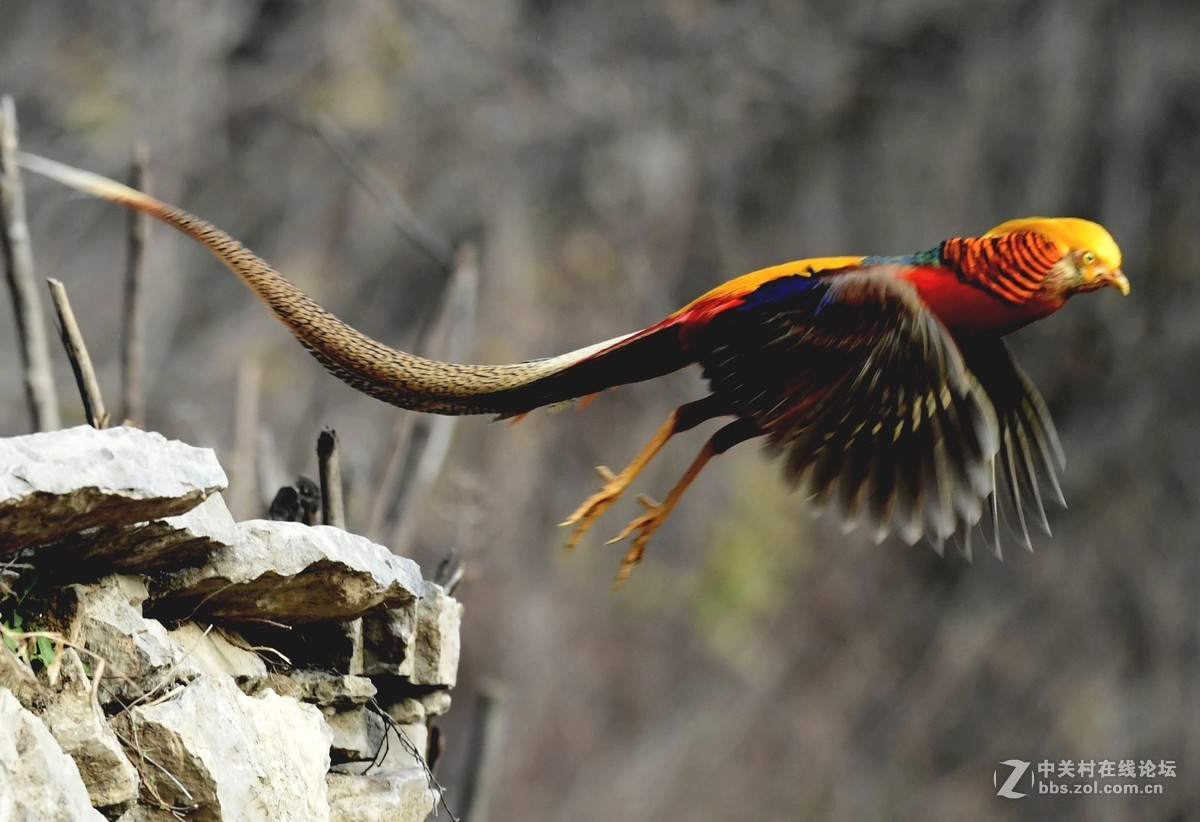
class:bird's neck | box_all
[891,247,1066,336]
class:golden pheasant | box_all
[19,153,1128,584]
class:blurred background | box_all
[2,1,1197,819]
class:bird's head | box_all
[985,217,1130,298]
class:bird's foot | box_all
[560,466,627,551]
[605,494,667,589]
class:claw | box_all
[608,500,670,590]
[558,411,684,552]
[560,468,635,551]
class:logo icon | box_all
[995,760,1033,799]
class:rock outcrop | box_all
[0,426,458,821]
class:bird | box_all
[18,152,1129,586]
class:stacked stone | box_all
[0,426,461,821]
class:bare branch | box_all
[365,412,418,541]
[0,95,59,431]
[318,427,346,529]
[460,682,508,822]
[120,141,151,426]
[47,278,109,429]
[229,360,261,519]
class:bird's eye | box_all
[1082,251,1096,264]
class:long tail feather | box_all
[18,152,690,416]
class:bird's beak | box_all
[1104,268,1130,295]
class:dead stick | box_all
[119,141,151,425]
[460,682,507,822]
[365,411,417,541]
[47,279,108,429]
[0,96,60,431]
[230,360,261,520]
[318,428,345,529]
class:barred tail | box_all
[18,152,690,416]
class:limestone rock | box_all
[52,575,196,705]
[0,688,105,821]
[362,582,462,685]
[325,706,387,763]
[326,770,437,822]
[0,426,225,556]
[37,649,140,809]
[0,641,40,707]
[149,521,423,625]
[249,670,376,709]
[362,603,416,678]
[167,623,267,682]
[385,698,426,725]
[374,690,449,724]
[331,722,427,775]
[120,675,332,821]
[412,582,462,687]
[419,689,453,717]
[44,493,238,576]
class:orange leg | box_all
[560,396,728,552]
[607,417,759,589]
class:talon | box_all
[604,436,728,588]
[561,472,634,550]
[606,504,664,581]
[558,410,685,554]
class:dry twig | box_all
[120,141,151,425]
[230,360,262,519]
[47,278,109,428]
[0,95,59,431]
[459,682,507,822]
[318,428,346,528]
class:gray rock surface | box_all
[0,426,225,555]
[362,603,416,678]
[120,675,332,821]
[0,427,460,821]
[331,722,427,775]
[149,521,423,624]
[53,575,196,705]
[45,493,238,574]
[419,690,453,717]
[249,670,376,709]
[0,641,40,707]
[326,770,437,822]
[167,623,267,682]
[0,687,106,821]
[325,706,387,763]
[385,697,426,725]
[37,649,140,809]
[412,582,463,687]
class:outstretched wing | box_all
[959,337,1066,554]
[688,270,1001,548]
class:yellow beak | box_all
[1106,268,1130,295]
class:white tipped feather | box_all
[18,152,154,206]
